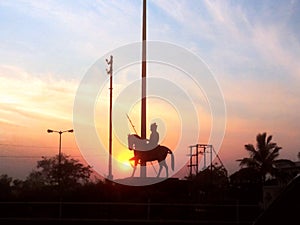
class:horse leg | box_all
[131,166,136,177]
[131,159,138,177]
[157,161,163,178]
[161,160,169,178]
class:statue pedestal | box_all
[114,177,168,186]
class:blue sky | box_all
[1,0,300,179]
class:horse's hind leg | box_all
[157,160,168,178]
[161,160,168,178]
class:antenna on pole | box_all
[106,55,113,180]
[140,0,147,178]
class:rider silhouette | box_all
[131,122,159,151]
[147,122,159,150]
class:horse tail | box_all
[168,149,174,171]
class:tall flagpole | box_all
[140,0,147,178]
[106,55,113,180]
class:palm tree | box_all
[238,132,282,183]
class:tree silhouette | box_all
[229,167,262,203]
[26,154,92,189]
[187,164,229,202]
[0,174,12,200]
[238,132,282,183]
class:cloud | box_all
[150,0,215,42]
[0,0,144,78]
[1,1,299,178]
[0,64,77,125]
[203,1,300,78]
[251,24,300,80]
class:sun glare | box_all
[116,150,133,171]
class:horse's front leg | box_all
[131,159,138,177]
[131,166,136,177]
[157,161,163,178]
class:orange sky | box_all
[1,1,300,180]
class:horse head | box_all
[127,134,134,150]
[127,134,141,150]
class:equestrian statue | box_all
[127,122,174,178]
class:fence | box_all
[0,201,261,225]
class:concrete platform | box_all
[114,177,178,186]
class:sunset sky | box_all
[1,0,300,180]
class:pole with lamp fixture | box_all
[47,128,73,218]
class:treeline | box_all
[0,132,299,204]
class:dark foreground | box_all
[0,201,260,225]
[1,176,299,225]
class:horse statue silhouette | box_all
[127,134,174,178]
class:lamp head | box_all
[47,129,53,133]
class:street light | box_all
[47,128,73,219]
[47,129,73,171]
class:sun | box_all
[116,150,134,171]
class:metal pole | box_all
[47,129,73,219]
[58,131,62,175]
[195,145,198,174]
[58,131,62,219]
[203,146,206,170]
[141,0,147,139]
[189,146,193,177]
[106,55,113,180]
[210,145,213,171]
[140,0,147,178]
